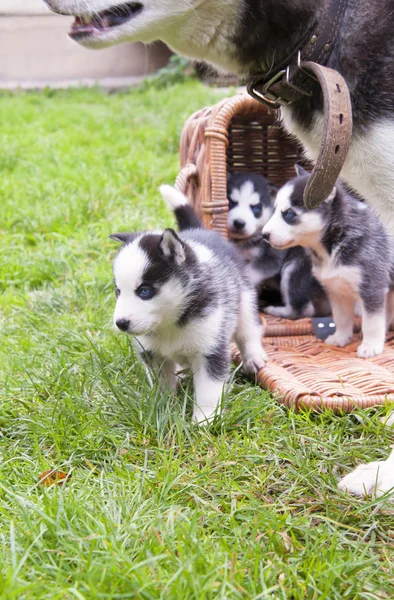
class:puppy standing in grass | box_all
[111,186,267,423]
[263,166,394,359]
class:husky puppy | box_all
[227,172,274,242]
[228,172,329,319]
[227,172,283,305]
[111,186,267,423]
[44,0,394,227]
[263,165,394,359]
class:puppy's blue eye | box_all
[228,199,237,209]
[251,204,262,218]
[282,209,297,224]
[136,285,154,300]
[114,286,120,298]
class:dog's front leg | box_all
[357,294,386,358]
[385,290,394,331]
[235,289,267,373]
[191,355,228,424]
[325,293,355,348]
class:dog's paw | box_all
[264,305,296,319]
[243,348,268,374]
[357,342,384,359]
[325,332,352,347]
[192,406,217,425]
[264,305,283,317]
[338,450,394,497]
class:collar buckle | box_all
[247,69,288,109]
[248,54,317,109]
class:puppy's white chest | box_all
[313,257,361,298]
[138,308,223,361]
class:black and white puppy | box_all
[227,172,274,242]
[111,186,267,423]
[263,166,394,359]
[227,172,329,319]
[227,172,282,304]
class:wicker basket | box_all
[175,92,394,412]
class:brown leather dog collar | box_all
[247,0,352,210]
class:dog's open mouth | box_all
[70,2,143,39]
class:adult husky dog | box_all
[42,0,394,495]
[43,0,394,223]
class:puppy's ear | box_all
[324,186,337,203]
[109,232,137,244]
[159,228,186,265]
[294,163,310,177]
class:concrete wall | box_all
[1,0,52,14]
[0,0,171,88]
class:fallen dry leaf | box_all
[278,531,294,553]
[37,469,71,487]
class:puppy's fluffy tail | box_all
[159,184,203,231]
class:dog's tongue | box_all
[71,15,110,34]
[70,3,143,35]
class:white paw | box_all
[264,305,282,317]
[192,405,218,425]
[325,332,352,347]
[264,305,295,319]
[338,450,394,497]
[357,342,384,359]
[242,348,268,374]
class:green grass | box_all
[0,81,393,599]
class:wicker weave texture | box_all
[178,94,302,237]
[177,92,393,413]
[233,334,394,412]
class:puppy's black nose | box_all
[262,232,270,241]
[116,318,130,332]
[233,219,246,231]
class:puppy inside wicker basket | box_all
[226,170,330,320]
